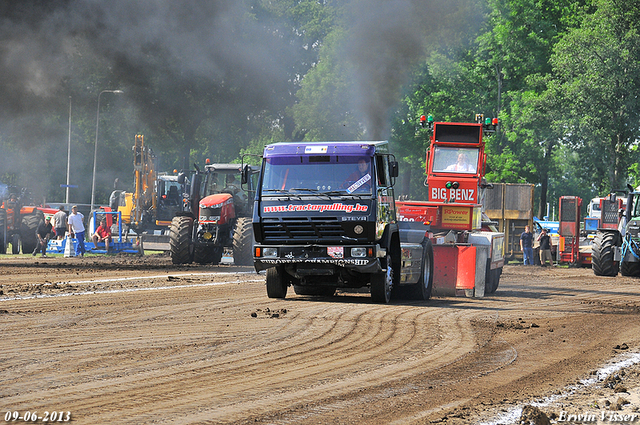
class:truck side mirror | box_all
[389,161,399,178]
[177,172,186,185]
[241,164,250,185]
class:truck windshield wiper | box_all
[263,189,290,194]
[262,189,291,199]
[288,188,320,193]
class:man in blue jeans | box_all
[67,205,86,257]
[520,225,534,265]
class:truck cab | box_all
[252,141,434,303]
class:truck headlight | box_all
[262,247,278,258]
[351,247,367,257]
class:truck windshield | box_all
[262,156,373,194]
[432,147,479,174]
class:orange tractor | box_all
[0,187,58,254]
[169,162,258,265]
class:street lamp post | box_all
[91,89,123,212]
[66,96,71,208]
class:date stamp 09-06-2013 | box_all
[3,411,71,423]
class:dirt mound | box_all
[519,405,550,425]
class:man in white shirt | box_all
[67,205,86,257]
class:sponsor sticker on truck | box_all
[263,203,369,214]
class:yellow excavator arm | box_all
[132,134,157,227]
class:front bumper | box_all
[253,244,383,274]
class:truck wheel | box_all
[20,212,43,254]
[410,239,433,300]
[11,233,21,254]
[592,231,619,276]
[169,216,194,264]
[293,285,336,297]
[266,266,287,299]
[620,261,640,277]
[232,217,254,266]
[485,267,502,294]
[371,254,393,303]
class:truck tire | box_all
[266,266,287,299]
[410,239,433,300]
[20,212,43,254]
[620,261,640,277]
[293,285,336,297]
[485,267,502,294]
[232,217,254,266]
[169,216,194,264]
[371,254,393,303]
[592,231,619,276]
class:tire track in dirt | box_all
[4,263,640,424]
[1,283,495,424]
[79,309,485,423]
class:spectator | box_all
[92,218,112,252]
[32,217,53,257]
[52,205,68,240]
[520,225,534,265]
[67,205,86,257]
[537,229,553,267]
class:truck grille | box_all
[262,216,344,241]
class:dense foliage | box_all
[0,0,638,218]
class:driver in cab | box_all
[342,158,371,193]
[445,153,473,172]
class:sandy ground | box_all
[1,253,640,424]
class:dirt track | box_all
[1,254,640,424]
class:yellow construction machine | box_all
[109,135,190,250]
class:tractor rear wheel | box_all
[592,231,620,276]
[232,217,254,266]
[169,216,194,264]
[620,261,640,276]
[0,208,6,254]
[194,246,223,264]
[11,234,21,254]
[20,212,43,254]
[194,246,213,264]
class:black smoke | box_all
[0,0,296,201]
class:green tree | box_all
[548,0,640,193]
